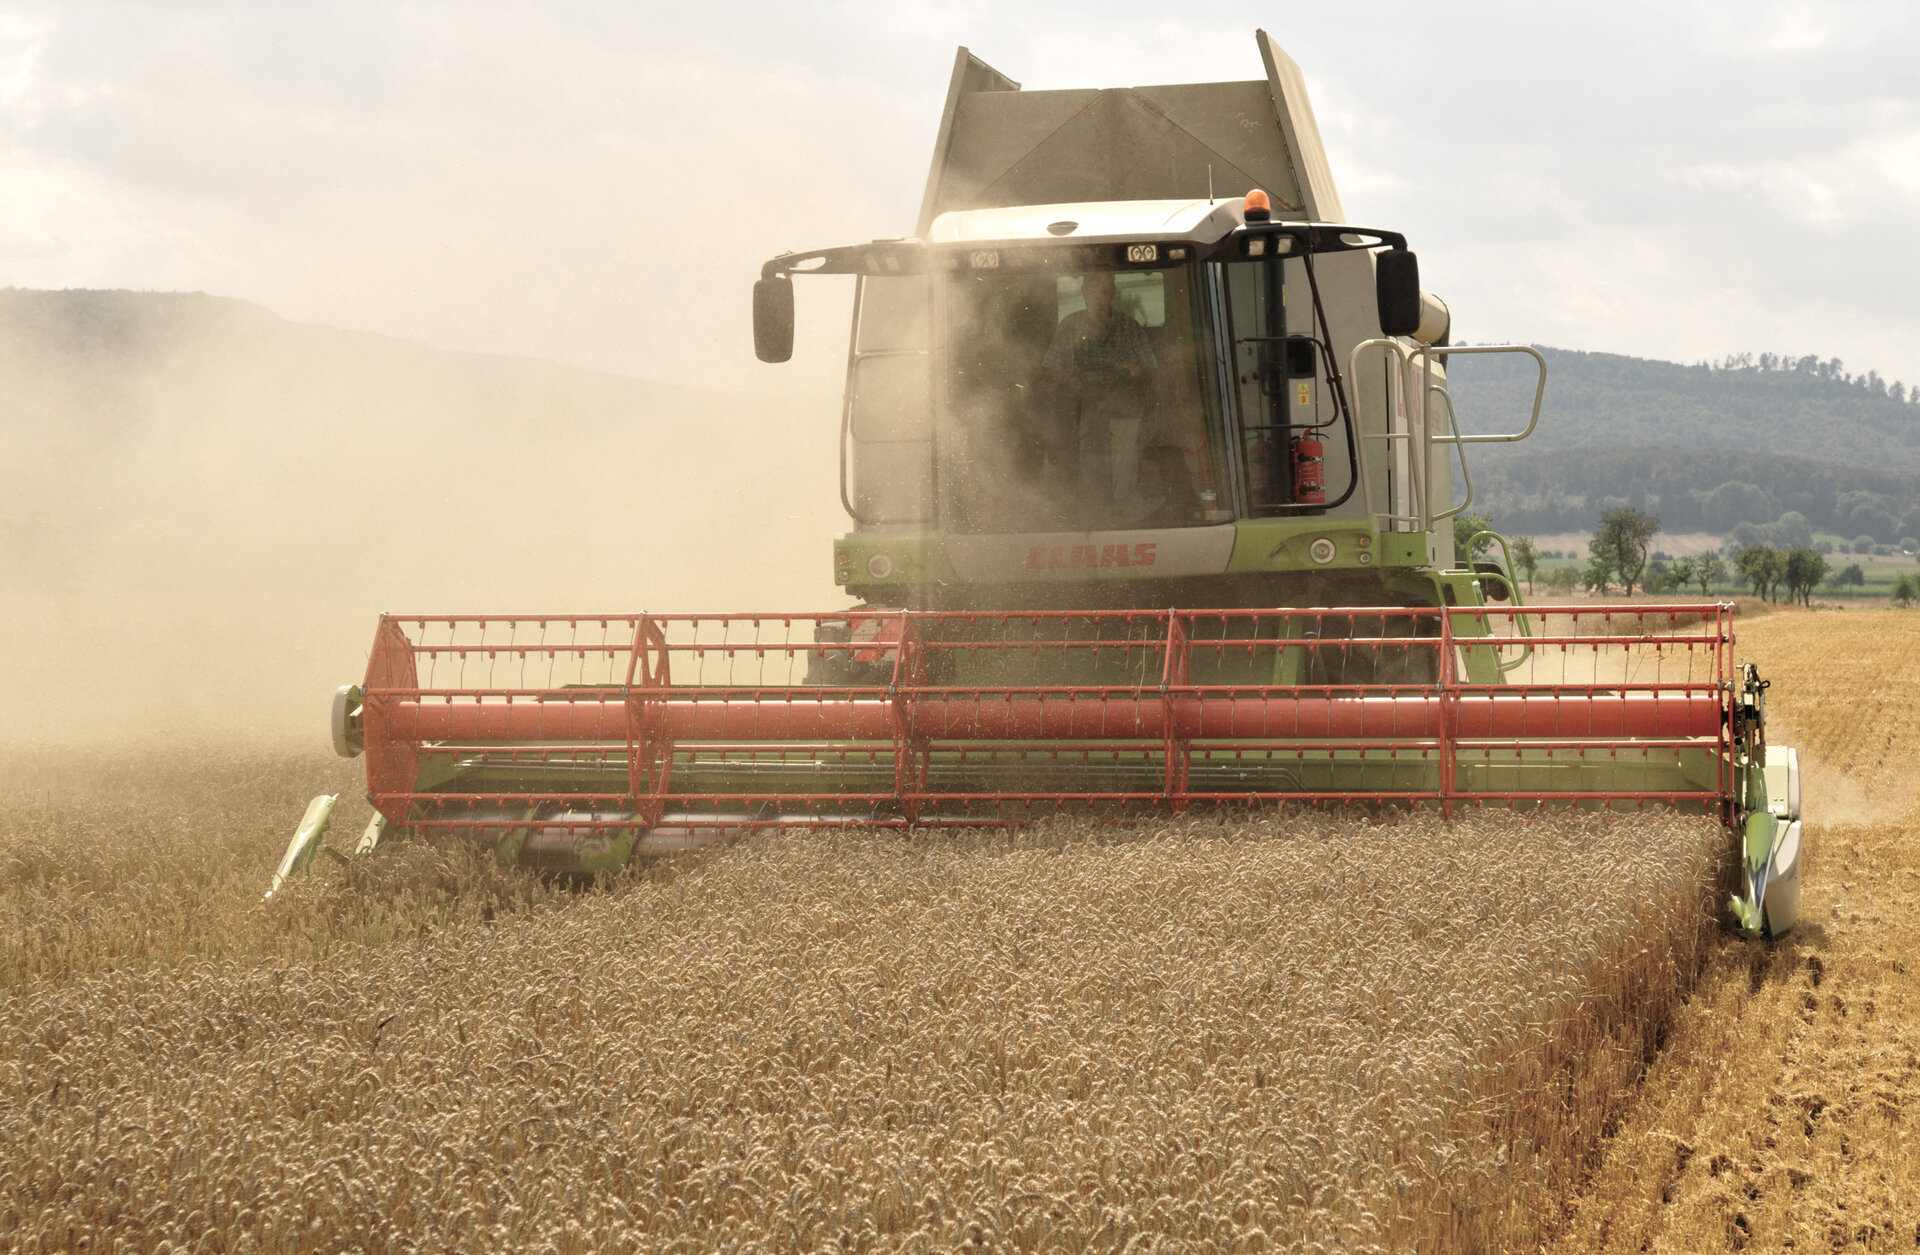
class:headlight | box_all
[1308,538,1337,565]
[867,553,894,579]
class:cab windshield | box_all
[938,264,1231,533]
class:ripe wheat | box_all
[0,759,1720,1254]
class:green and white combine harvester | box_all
[277,30,1802,938]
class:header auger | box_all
[283,30,1803,937]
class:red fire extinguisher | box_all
[1291,433,1326,505]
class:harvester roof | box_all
[927,198,1248,248]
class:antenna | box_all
[1208,165,1214,205]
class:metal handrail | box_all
[1421,344,1548,444]
[1466,531,1535,673]
[1346,341,1546,536]
[1426,383,1476,522]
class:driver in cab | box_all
[1034,271,1157,523]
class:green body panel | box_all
[834,535,962,595]
[1729,809,1779,932]
[1744,810,1779,871]
[836,518,1438,603]
[1225,519,1401,573]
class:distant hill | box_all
[0,289,844,745]
[1445,347,1920,539]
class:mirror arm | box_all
[760,240,927,281]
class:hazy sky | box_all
[3,1,1916,393]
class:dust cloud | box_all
[0,289,848,749]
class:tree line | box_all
[1483,504,1920,608]
[1462,446,1920,541]
[1707,351,1919,403]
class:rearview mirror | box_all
[1375,250,1421,337]
[753,276,794,363]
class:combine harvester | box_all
[283,31,1802,937]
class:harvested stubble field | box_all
[0,608,1913,1253]
[1545,608,1920,1253]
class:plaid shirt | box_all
[1042,310,1156,381]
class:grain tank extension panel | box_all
[917,30,1345,233]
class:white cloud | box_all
[1686,0,1907,57]
[1856,118,1920,193]
[1683,105,1920,230]
[0,9,51,114]
[1746,7,1832,55]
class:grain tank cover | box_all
[917,29,1345,235]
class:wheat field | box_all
[1,608,1914,1252]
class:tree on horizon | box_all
[1591,508,1661,596]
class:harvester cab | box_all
[755,33,1537,620]
[298,30,1803,940]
